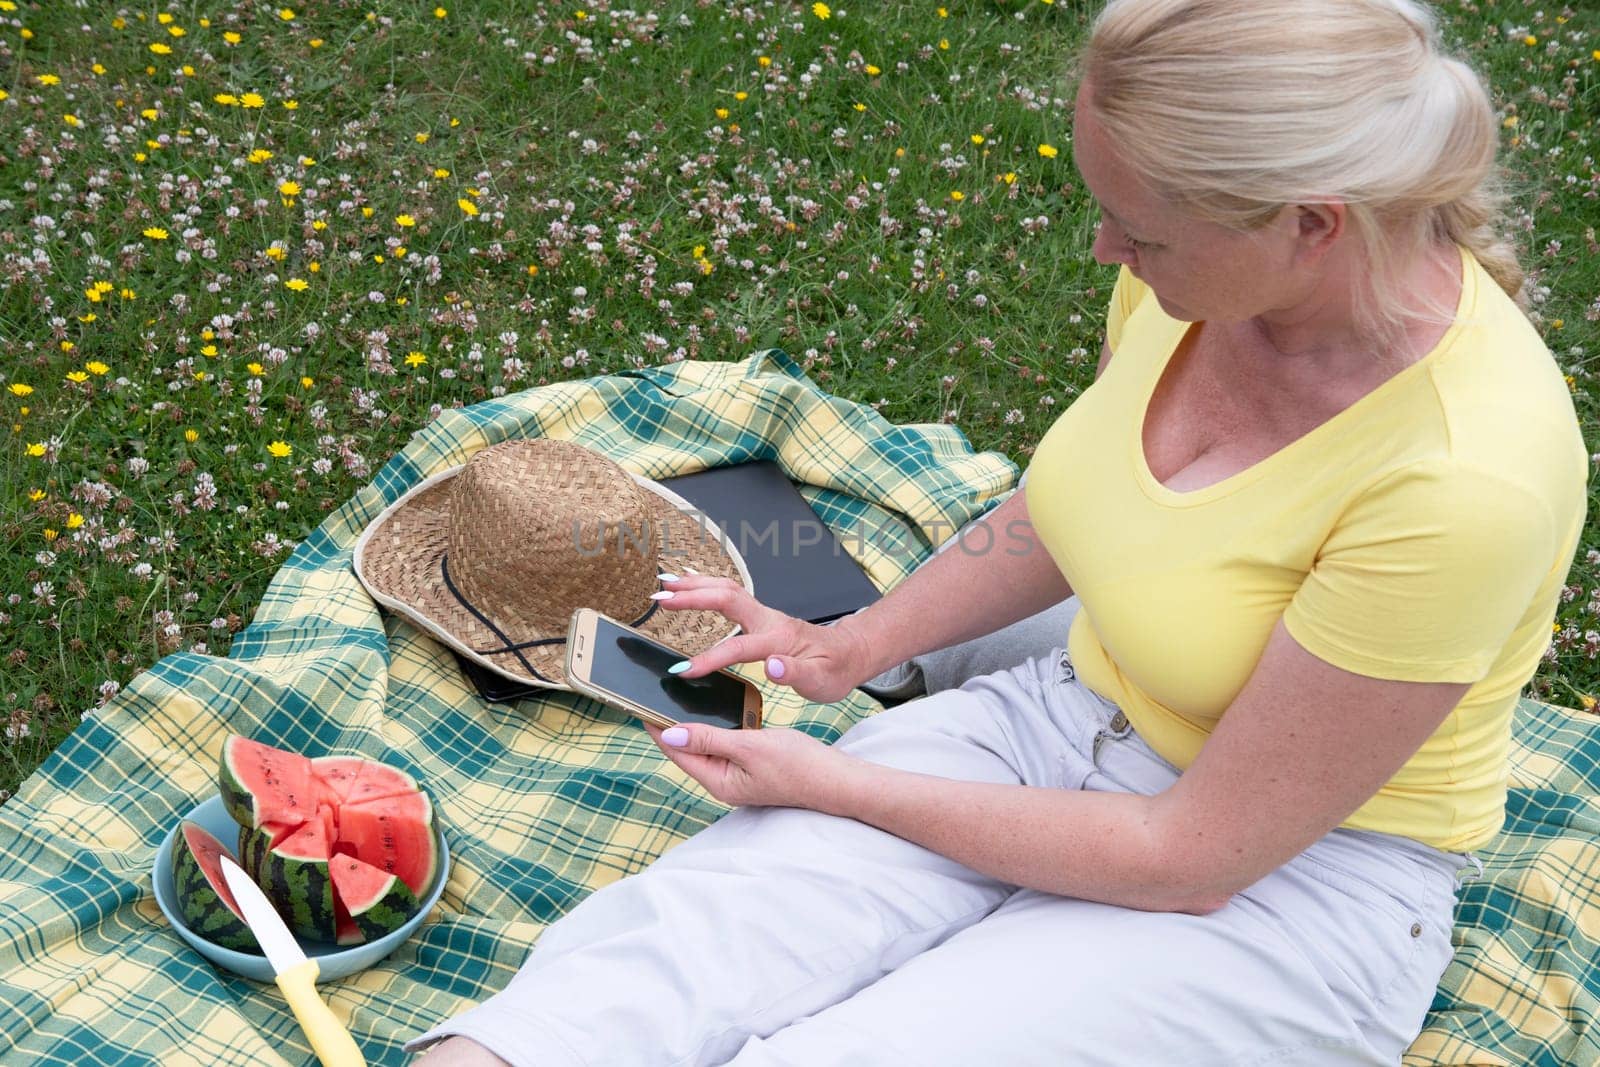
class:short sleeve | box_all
[1282,460,1560,684]
[1104,266,1150,352]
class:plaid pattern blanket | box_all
[0,350,1594,1066]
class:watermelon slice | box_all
[338,791,439,898]
[330,854,421,942]
[172,821,260,953]
[219,735,317,831]
[313,754,419,807]
[237,820,297,881]
[259,818,337,942]
[334,891,365,947]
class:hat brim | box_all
[353,461,753,694]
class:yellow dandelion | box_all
[458,198,479,216]
[1523,35,1537,46]
[950,190,965,202]
[185,429,199,443]
[240,92,265,109]
[526,264,540,276]
[37,74,61,86]
[200,344,218,357]
[65,370,88,383]
[64,114,82,127]
[433,167,451,178]
[865,64,881,76]
[60,341,74,352]
[300,377,314,389]
[938,38,949,50]
[248,148,273,164]
[267,440,293,458]
[312,219,328,231]
[223,31,241,45]
[25,442,45,457]
[278,180,301,197]
[149,42,172,55]
[214,92,239,106]
[168,26,185,37]
[853,102,866,112]
[278,8,296,21]
[284,278,309,292]
[28,490,45,502]
[1003,172,1017,185]
[758,55,771,67]
[396,213,416,227]
[435,6,448,17]
[86,361,108,375]
[247,362,265,376]
[734,91,748,101]
[120,288,135,300]
[310,38,324,48]
[308,262,320,273]
[415,132,430,144]
[715,107,730,120]
[66,513,84,530]
[812,2,830,19]
[9,384,34,397]
[405,351,428,367]
[91,64,105,76]
[43,529,57,542]
[284,100,300,111]
[362,206,374,218]
[970,134,984,145]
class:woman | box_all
[413,0,1586,1062]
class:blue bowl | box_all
[152,794,449,983]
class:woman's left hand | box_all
[643,722,866,813]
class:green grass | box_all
[1,0,1597,800]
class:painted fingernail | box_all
[661,727,689,747]
[765,656,786,680]
[658,572,680,582]
[650,590,674,601]
[667,661,691,675]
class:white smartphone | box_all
[565,608,763,731]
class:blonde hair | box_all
[1081,0,1524,340]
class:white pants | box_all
[409,650,1472,1066]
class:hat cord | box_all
[440,553,661,683]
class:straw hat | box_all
[353,439,752,692]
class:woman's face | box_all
[1071,87,1309,325]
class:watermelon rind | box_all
[338,790,439,898]
[172,821,260,954]
[219,735,318,831]
[259,820,337,943]
[330,854,420,942]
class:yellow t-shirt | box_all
[1025,249,1588,851]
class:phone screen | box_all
[587,616,751,729]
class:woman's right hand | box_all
[653,574,876,704]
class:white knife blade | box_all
[218,853,366,1067]
[219,853,306,973]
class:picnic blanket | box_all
[0,350,1594,1066]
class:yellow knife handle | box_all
[275,959,367,1067]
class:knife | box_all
[218,854,367,1067]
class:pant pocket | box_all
[1276,850,1429,1018]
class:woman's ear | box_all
[1293,201,1345,264]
